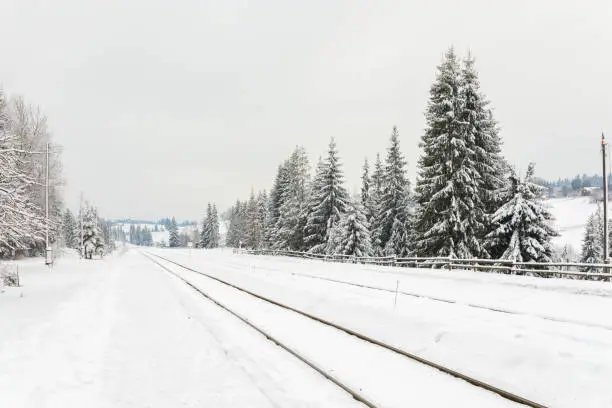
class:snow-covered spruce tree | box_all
[78,202,103,258]
[361,158,371,219]
[208,204,220,248]
[331,201,372,257]
[413,48,485,259]
[264,163,289,248]
[303,138,349,253]
[461,52,507,223]
[374,126,410,256]
[100,219,115,253]
[62,209,77,248]
[245,190,263,249]
[368,153,385,254]
[256,191,268,248]
[302,157,326,251]
[144,227,153,246]
[485,164,558,264]
[226,200,245,247]
[385,192,414,257]
[274,147,310,251]
[200,203,212,248]
[580,208,603,272]
[168,217,180,248]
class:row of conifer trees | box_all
[224,48,559,262]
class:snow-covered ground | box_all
[548,196,600,250]
[0,250,370,407]
[3,246,612,407]
[149,252,517,407]
[149,248,612,407]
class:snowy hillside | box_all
[547,196,600,250]
[117,223,198,245]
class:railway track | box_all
[216,257,612,332]
[143,251,546,408]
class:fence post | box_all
[394,280,399,309]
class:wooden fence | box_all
[234,249,612,281]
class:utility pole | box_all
[80,192,84,258]
[603,133,609,270]
[45,142,52,266]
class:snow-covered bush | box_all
[0,264,19,287]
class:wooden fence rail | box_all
[233,249,612,281]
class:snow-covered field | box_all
[149,248,612,407]
[3,246,612,407]
[0,250,367,407]
[548,196,600,250]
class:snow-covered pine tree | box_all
[302,157,327,251]
[303,138,349,253]
[461,52,507,226]
[274,147,310,250]
[79,203,103,258]
[144,227,153,246]
[100,219,115,253]
[361,158,371,218]
[375,126,410,256]
[62,209,77,248]
[208,204,220,248]
[413,48,485,259]
[256,191,268,248]
[200,203,212,248]
[168,217,180,248]
[580,207,603,272]
[136,225,143,245]
[264,164,288,248]
[245,190,263,249]
[226,200,244,247]
[385,192,413,257]
[368,153,385,254]
[332,201,372,257]
[485,164,558,264]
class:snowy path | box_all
[0,251,364,408]
[149,248,612,407]
[146,252,517,407]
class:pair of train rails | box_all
[142,251,546,408]
[218,258,611,332]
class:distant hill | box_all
[547,196,600,250]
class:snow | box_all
[0,250,366,407]
[4,245,612,406]
[548,196,600,250]
[149,248,612,407]
[150,253,516,407]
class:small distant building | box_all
[581,186,603,200]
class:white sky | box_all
[1,0,610,220]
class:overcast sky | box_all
[1,0,610,221]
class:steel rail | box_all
[145,251,547,408]
[142,252,380,408]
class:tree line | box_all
[159,211,220,249]
[0,87,63,258]
[223,48,558,263]
[62,202,115,258]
